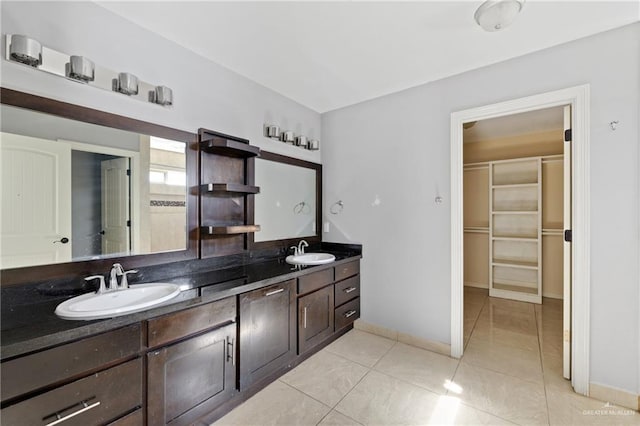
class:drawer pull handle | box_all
[45,400,101,426]
[265,288,284,296]
[303,307,308,329]
[343,287,357,294]
[344,310,357,318]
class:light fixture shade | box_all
[151,85,173,106]
[474,0,524,32]
[65,56,95,82]
[114,72,139,95]
[9,35,42,67]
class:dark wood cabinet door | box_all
[298,285,334,354]
[147,323,237,426]
[239,279,295,389]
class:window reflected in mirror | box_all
[0,104,187,269]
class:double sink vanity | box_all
[0,88,361,425]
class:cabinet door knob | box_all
[53,237,69,244]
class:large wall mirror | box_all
[0,88,197,284]
[251,152,321,249]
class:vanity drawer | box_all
[334,261,359,281]
[1,324,141,403]
[334,275,360,307]
[335,297,360,331]
[147,296,236,348]
[1,358,142,426]
[298,268,334,295]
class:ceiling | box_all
[97,1,639,113]
[463,105,564,143]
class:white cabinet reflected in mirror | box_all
[254,155,320,243]
[0,104,187,269]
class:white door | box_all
[101,157,130,256]
[563,105,572,380]
[0,132,72,268]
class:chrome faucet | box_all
[110,263,124,290]
[297,240,309,255]
[85,263,138,294]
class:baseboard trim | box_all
[542,291,563,300]
[589,382,640,411]
[354,319,451,357]
[464,282,488,289]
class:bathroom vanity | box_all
[1,252,361,425]
[0,89,361,425]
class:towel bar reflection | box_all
[293,201,310,215]
[330,200,344,215]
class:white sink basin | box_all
[55,283,181,320]
[285,253,336,266]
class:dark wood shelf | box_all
[200,139,260,158]
[201,183,260,195]
[201,224,261,235]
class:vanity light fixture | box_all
[65,55,95,82]
[150,85,173,106]
[114,72,139,95]
[474,0,524,32]
[9,34,42,67]
[263,122,318,151]
[5,34,174,107]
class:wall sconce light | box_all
[65,55,95,82]
[9,34,42,67]
[113,72,139,95]
[149,85,173,106]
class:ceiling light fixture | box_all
[474,0,524,32]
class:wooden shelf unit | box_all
[490,158,542,304]
[201,224,261,235]
[198,128,261,258]
[200,137,260,158]
[201,183,260,195]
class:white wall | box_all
[0,1,321,163]
[322,23,640,394]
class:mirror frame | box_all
[249,151,322,251]
[0,87,198,286]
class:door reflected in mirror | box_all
[254,158,317,242]
[0,104,187,269]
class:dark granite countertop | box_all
[1,245,361,361]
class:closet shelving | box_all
[489,158,542,303]
[198,128,261,258]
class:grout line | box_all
[535,302,552,425]
[450,291,488,393]
[278,379,334,412]
[464,292,489,351]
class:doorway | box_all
[450,85,591,395]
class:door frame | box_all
[449,85,591,395]
[59,140,141,255]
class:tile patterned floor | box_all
[215,288,639,425]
